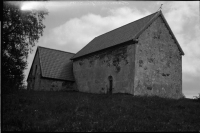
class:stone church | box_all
[27,47,75,91]
[27,11,184,99]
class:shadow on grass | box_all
[2,90,200,132]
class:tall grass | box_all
[2,90,200,132]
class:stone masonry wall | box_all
[134,16,182,99]
[27,50,41,91]
[73,41,136,94]
[27,50,76,91]
[39,78,75,91]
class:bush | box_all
[193,93,200,102]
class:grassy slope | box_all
[2,91,200,132]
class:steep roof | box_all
[28,46,75,81]
[71,11,184,60]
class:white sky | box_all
[19,1,200,98]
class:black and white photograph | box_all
[2,1,200,132]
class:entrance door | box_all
[108,76,113,94]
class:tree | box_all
[2,1,48,93]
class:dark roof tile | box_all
[38,47,75,81]
[72,12,158,59]
[72,11,184,59]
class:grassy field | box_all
[2,90,200,132]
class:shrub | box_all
[193,93,200,102]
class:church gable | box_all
[134,15,182,98]
[72,11,184,60]
[27,46,76,91]
[72,12,158,60]
[27,49,41,82]
[159,12,184,55]
[27,49,42,90]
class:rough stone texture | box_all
[134,16,182,99]
[39,78,75,91]
[27,50,41,91]
[27,14,183,99]
[73,41,136,94]
[73,16,182,99]
[27,50,76,91]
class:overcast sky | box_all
[18,1,199,98]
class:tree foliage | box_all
[2,1,48,93]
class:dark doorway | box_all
[108,76,113,94]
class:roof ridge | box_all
[38,46,75,54]
[70,37,96,60]
[94,11,158,39]
[133,11,161,40]
[71,11,159,60]
[159,11,184,55]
